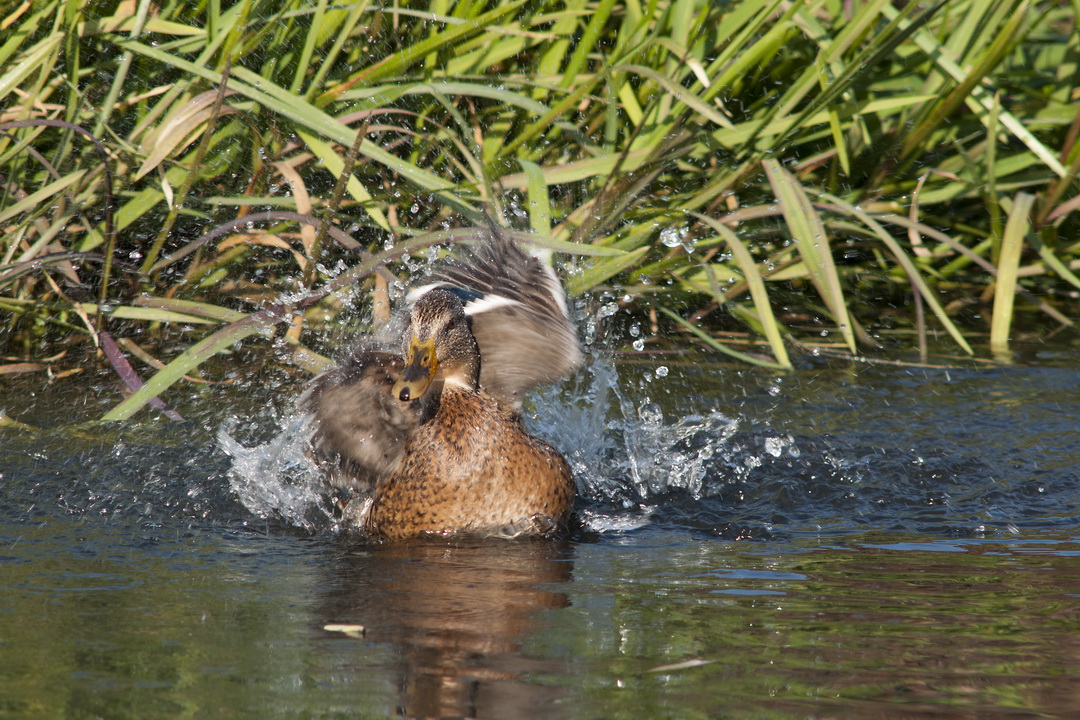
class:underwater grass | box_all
[0,0,1078,420]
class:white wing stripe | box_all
[463,294,523,315]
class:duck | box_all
[300,228,581,541]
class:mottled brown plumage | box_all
[301,228,579,541]
[366,385,574,541]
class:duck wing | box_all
[414,229,582,407]
[299,349,423,497]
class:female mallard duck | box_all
[301,229,580,541]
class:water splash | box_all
[219,354,1023,541]
[614,394,738,500]
[217,414,336,534]
[530,352,754,504]
[216,353,804,537]
[527,353,747,532]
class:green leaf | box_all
[519,158,552,237]
[657,306,788,370]
[690,212,791,369]
[990,192,1034,354]
[763,158,855,354]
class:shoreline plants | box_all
[1,0,1078,419]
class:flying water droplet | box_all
[598,302,619,318]
[660,226,683,248]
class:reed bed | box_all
[0,0,1077,419]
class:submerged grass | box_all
[0,0,1078,419]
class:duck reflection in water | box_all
[301,227,581,541]
[322,538,574,719]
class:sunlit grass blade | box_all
[99,329,185,422]
[0,170,85,225]
[0,33,60,103]
[100,313,276,422]
[511,231,626,258]
[811,190,974,355]
[77,303,222,325]
[1034,242,1080,294]
[990,192,1034,355]
[763,158,855,354]
[657,306,788,370]
[690,211,791,369]
[883,0,1067,178]
[519,159,552,237]
[317,0,529,103]
[566,246,649,297]
[617,64,734,130]
[498,146,655,189]
[131,297,248,323]
[135,90,240,180]
[558,0,616,90]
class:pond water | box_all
[3,343,1080,718]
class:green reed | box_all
[0,0,1077,418]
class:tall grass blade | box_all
[763,159,855,354]
[990,193,1034,354]
[690,211,791,369]
[812,191,974,355]
[99,330,185,422]
[884,1,1067,178]
[99,314,277,422]
[657,306,788,370]
[519,159,552,237]
[566,246,649,297]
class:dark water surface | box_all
[3,347,1080,718]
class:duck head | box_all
[393,288,481,402]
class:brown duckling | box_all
[301,229,580,540]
